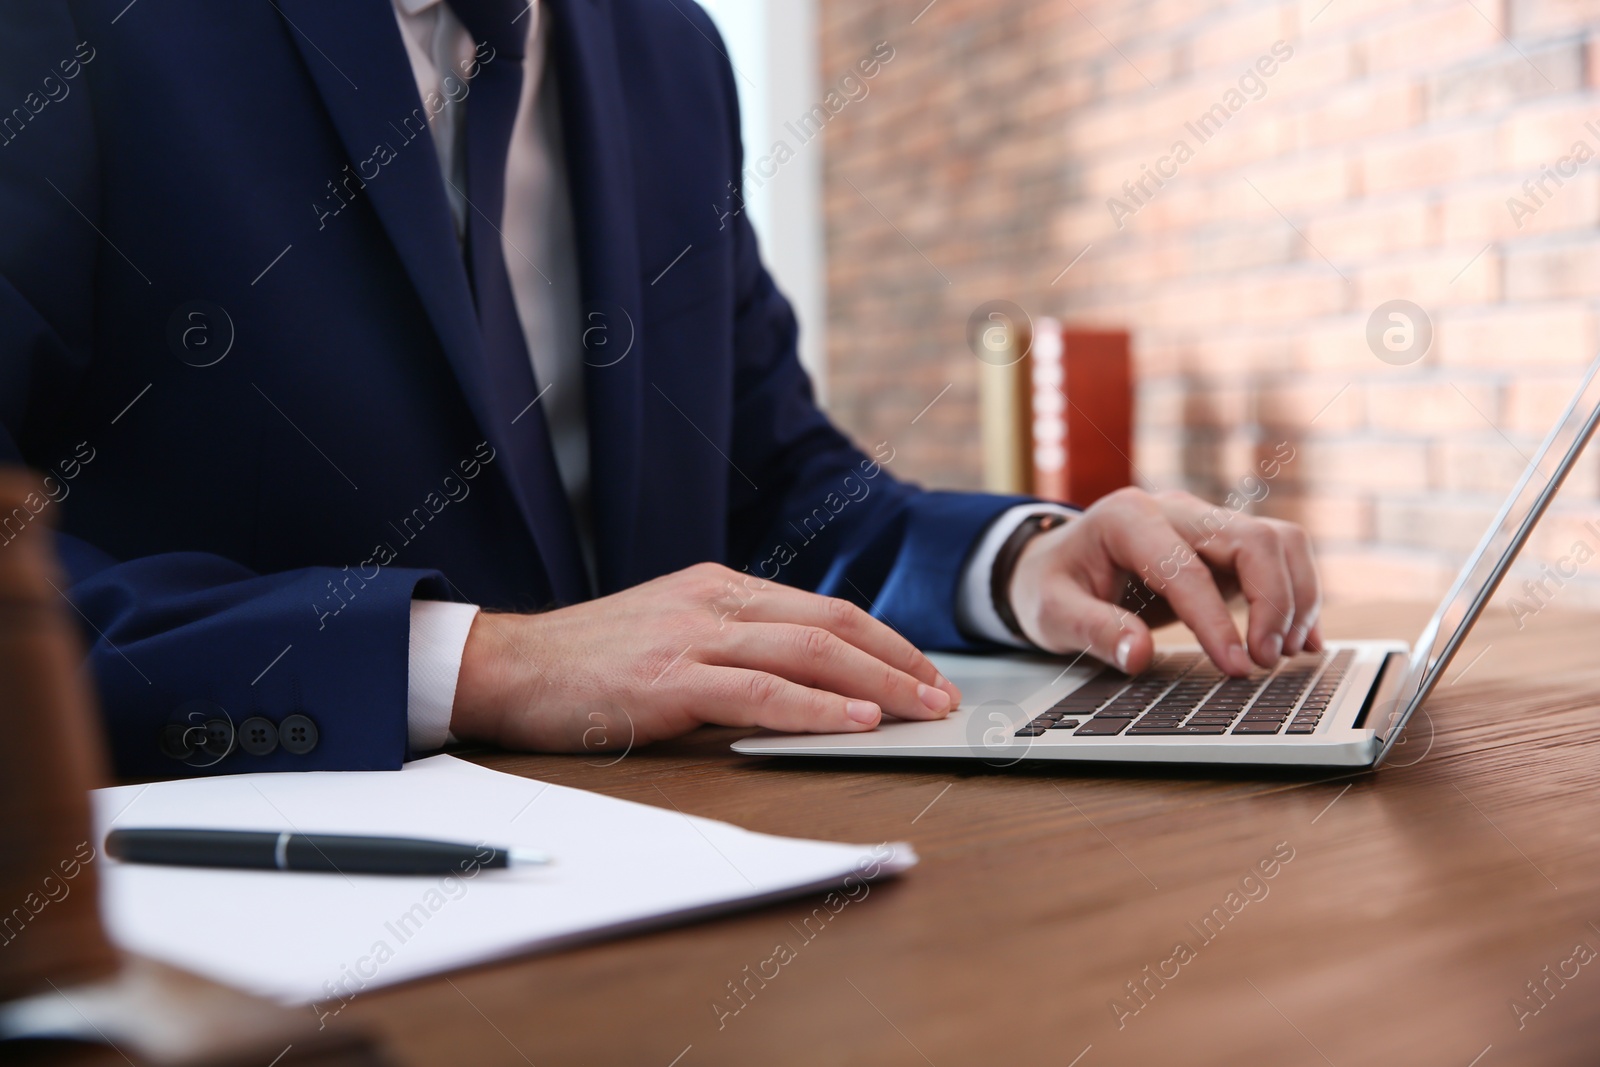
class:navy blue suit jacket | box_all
[0,0,1026,776]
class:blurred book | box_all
[978,315,1132,505]
[1030,320,1132,506]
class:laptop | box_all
[734,353,1600,770]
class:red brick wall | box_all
[818,0,1600,608]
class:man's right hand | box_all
[448,563,962,753]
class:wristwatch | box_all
[989,511,1070,644]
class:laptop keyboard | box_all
[1013,649,1355,739]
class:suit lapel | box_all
[278,0,604,601]
[545,0,645,594]
[275,0,499,451]
[277,0,645,596]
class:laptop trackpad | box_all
[925,650,1101,710]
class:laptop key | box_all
[1232,722,1283,734]
[1048,718,1082,729]
[1128,725,1229,735]
[1074,719,1130,736]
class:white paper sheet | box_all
[92,755,914,1006]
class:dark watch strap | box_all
[990,512,1070,644]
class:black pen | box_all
[105,828,551,874]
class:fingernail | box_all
[1264,632,1283,661]
[846,700,881,725]
[935,672,949,687]
[1229,643,1253,674]
[918,684,951,713]
[1286,625,1308,656]
[1114,633,1136,672]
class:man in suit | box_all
[0,0,1321,777]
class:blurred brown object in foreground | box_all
[0,470,392,1066]
[0,469,116,1002]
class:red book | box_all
[1030,321,1133,506]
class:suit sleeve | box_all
[0,5,432,777]
[698,14,1034,651]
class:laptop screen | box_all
[1375,351,1600,759]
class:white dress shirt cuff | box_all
[407,599,481,752]
[956,503,1079,649]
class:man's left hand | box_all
[1007,488,1323,677]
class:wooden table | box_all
[343,603,1600,1065]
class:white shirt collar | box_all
[396,0,540,39]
